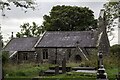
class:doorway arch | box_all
[75,55,82,63]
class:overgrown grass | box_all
[3,52,119,79]
[42,71,96,79]
[67,52,98,68]
[106,68,118,79]
[3,63,52,78]
[104,53,119,69]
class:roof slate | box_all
[4,37,39,51]
[36,31,99,48]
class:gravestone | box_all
[55,65,59,75]
[97,52,108,80]
[62,58,66,73]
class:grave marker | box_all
[55,65,59,75]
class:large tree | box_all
[16,22,43,37]
[42,5,97,31]
[104,1,119,32]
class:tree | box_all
[42,5,97,31]
[2,51,9,65]
[16,22,43,37]
[110,44,120,55]
[0,0,36,16]
[103,1,119,32]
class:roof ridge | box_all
[2,38,13,51]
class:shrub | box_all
[110,44,120,55]
[2,51,9,65]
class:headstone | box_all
[97,65,108,79]
[62,58,66,73]
[55,66,59,75]
[97,52,108,80]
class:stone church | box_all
[3,9,110,64]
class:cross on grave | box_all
[96,52,108,80]
[97,52,103,68]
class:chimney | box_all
[11,32,13,39]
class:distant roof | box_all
[4,37,39,51]
[36,31,99,48]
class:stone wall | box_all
[35,48,97,64]
[9,47,97,64]
[10,51,36,64]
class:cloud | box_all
[1,1,106,20]
[1,17,43,41]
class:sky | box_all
[0,0,119,46]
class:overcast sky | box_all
[0,0,118,46]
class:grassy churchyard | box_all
[3,51,119,80]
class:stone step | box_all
[76,70,97,73]
[49,66,71,72]
[44,70,62,75]
[72,67,96,71]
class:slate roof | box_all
[36,31,99,48]
[4,37,39,51]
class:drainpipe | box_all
[55,48,57,64]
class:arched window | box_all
[67,49,71,58]
[75,55,82,62]
[23,53,28,60]
[43,49,48,59]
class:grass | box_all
[106,67,118,79]
[3,52,119,80]
[4,63,118,80]
[3,63,52,78]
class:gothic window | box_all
[43,49,48,59]
[23,53,28,60]
[68,49,71,58]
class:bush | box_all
[2,51,9,65]
[110,44,120,55]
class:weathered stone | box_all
[55,66,59,75]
